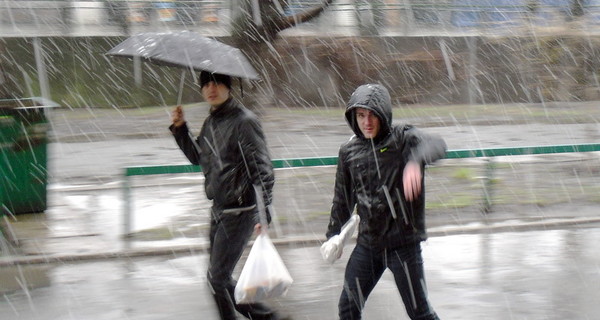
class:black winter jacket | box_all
[170,98,274,220]
[326,84,447,251]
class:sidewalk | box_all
[2,169,600,266]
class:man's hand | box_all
[254,223,263,235]
[171,106,185,127]
[403,161,422,202]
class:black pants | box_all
[339,242,440,320]
[207,207,278,320]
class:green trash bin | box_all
[0,98,57,216]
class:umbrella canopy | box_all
[106,31,260,80]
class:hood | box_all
[344,84,393,139]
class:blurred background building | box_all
[1,1,599,37]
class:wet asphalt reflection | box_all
[1,227,599,319]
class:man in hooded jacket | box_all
[326,84,446,320]
[170,72,280,320]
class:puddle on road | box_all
[0,265,51,294]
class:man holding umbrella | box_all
[170,71,282,320]
[107,30,283,319]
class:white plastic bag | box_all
[320,214,360,263]
[234,233,293,304]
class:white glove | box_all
[320,235,343,263]
[321,215,361,264]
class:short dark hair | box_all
[199,71,232,89]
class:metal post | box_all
[33,38,50,101]
[61,0,73,32]
[123,171,132,238]
[134,56,142,87]
[482,158,495,213]
[466,36,478,105]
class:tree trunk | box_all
[227,0,333,108]
[571,0,585,17]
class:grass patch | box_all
[308,211,332,219]
[427,193,476,209]
[130,227,175,241]
[452,167,475,180]
[584,186,600,202]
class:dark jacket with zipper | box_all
[170,98,274,222]
[326,84,447,251]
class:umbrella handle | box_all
[177,70,186,106]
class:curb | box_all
[2,216,600,267]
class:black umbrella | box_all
[106,30,260,80]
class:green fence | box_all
[122,143,600,237]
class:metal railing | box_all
[122,143,600,237]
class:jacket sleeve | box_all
[403,126,447,165]
[169,123,201,165]
[326,146,356,239]
[237,115,275,221]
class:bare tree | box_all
[226,0,334,106]
[570,0,585,18]
[231,0,334,44]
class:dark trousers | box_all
[339,243,440,320]
[207,208,278,320]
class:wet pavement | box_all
[1,227,599,319]
[1,103,600,319]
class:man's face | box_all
[201,81,230,106]
[355,107,380,139]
